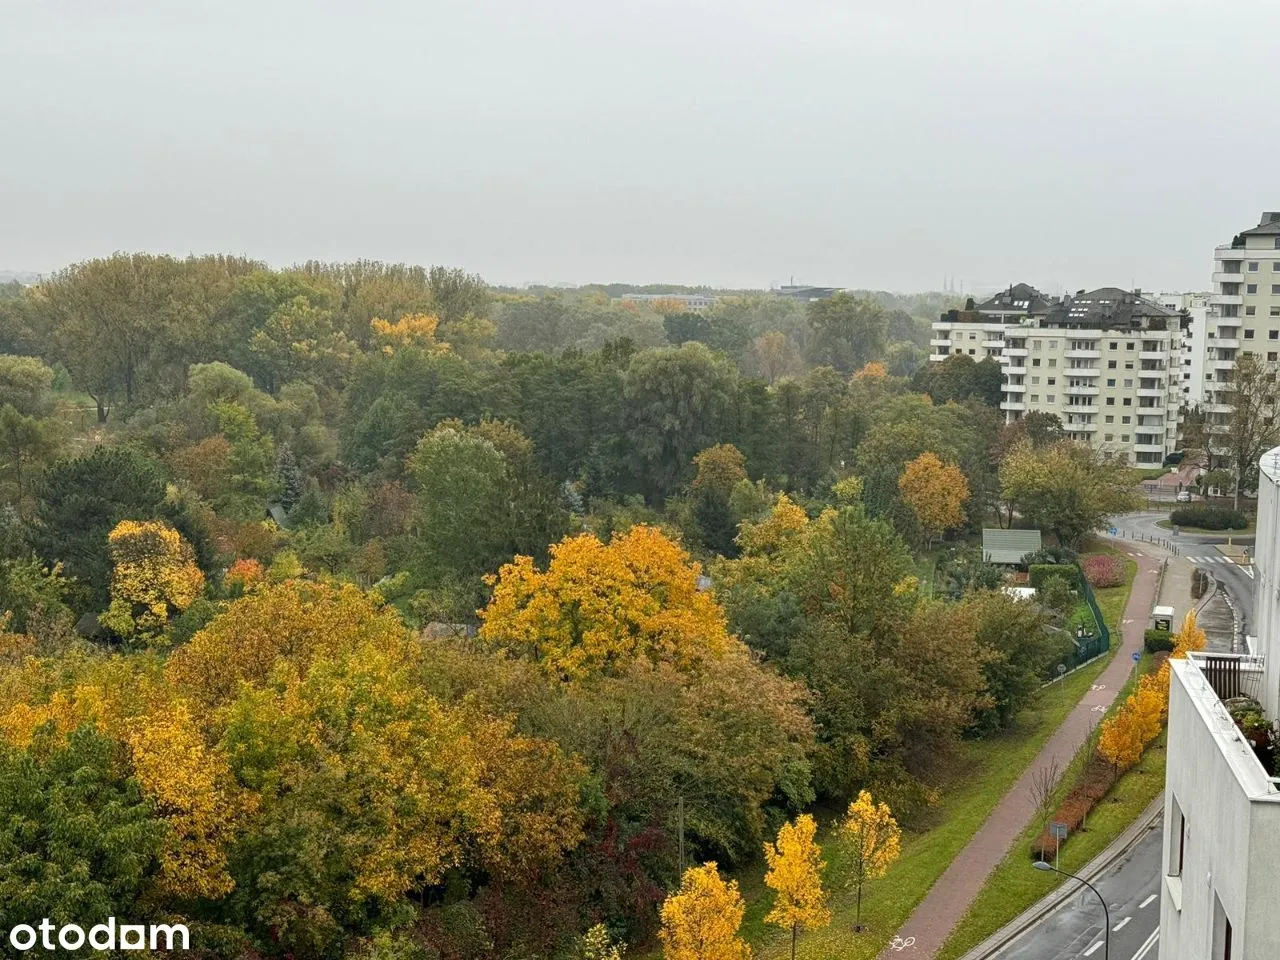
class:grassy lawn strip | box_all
[1154,518,1255,536]
[935,656,1165,960]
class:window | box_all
[1247,306,1257,316]
[1124,378,1133,387]
[1122,415,1131,423]
[1123,398,1132,406]
[1029,395,1039,403]
[969,332,977,340]
[1105,415,1114,423]
[1048,359,1057,368]
[1031,376,1040,384]
[1249,261,1260,271]
[968,349,975,354]
[1270,330,1278,339]
[1273,285,1280,295]
[1274,262,1280,270]
[1108,360,1117,369]
[954,348,962,354]
[1032,358,1041,367]
[1271,307,1280,317]
[1109,342,1118,350]
[1047,377,1056,385]
[1247,283,1258,294]
[1269,352,1278,362]
[1046,395,1055,403]
[1275,237,1280,249]
[1049,340,1057,349]
[1121,434,1129,442]
[1106,397,1115,406]
[1107,378,1116,387]
[1126,342,1135,350]
[1246,329,1256,339]
[1104,433,1113,441]
[1033,340,1042,350]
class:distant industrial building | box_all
[617,293,720,311]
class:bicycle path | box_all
[875,546,1160,960]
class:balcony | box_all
[1005,364,1027,375]
[1065,422,1098,432]
[930,338,952,347]
[1064,384,1100,395]
[1065,349,1101,360]
[982,339,1005,349]
[1212,294,1245,306]
[1000,400,1026,411]
[1139,350,1168,361]
[1138,387,1166,398]
[1005,346,1029,358]
[1213,271,1246,284]
[1134,442,1167,453]
[1205,402,1234,415]
[1211,358,1237,370]
[1065,366,1101,377]
[1215,338,1241,349]
[1003,383,1027,393]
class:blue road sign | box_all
[1132,652,1141,663]
[1109,527,1117,535]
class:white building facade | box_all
[1160,446,1280,959]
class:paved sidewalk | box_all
[875,547,1161,960]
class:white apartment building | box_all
[1145,292,1211,405]
[1160,445,1280,960]
[1204,213,1280,460]
[932,285,1186,465]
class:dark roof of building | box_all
[1240,212,1280,237]
[1038,287,1184,331]
[777,285,843,300]
[975,283,1054,315]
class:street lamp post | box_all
[1032,861,1109,960]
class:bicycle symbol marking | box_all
[1091,704,1107,713]
[889,936,917,951]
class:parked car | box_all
[1176,490,1193,503]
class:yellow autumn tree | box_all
[735,493,810,556]
[1172,609,1206,657]
[101,519,205,642]
[764,814,831,960]
[840,790,901,931]
[1130,683,1166,748]
[854,361,888,380]
[166,580,408,707]
[126,703,245,898]
[659,862,752,960]
[479,525,731,681]
[1098,703,1145,781]
[369,312,449,354]
[898,452,970,548]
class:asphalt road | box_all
[990,819,1163,960]
[1110,510,1254,547]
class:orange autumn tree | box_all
[101,519,205,643]
[1172,609,1206,657]
[1098,701,1145,781]
[369,312,449,354]
[479,525,730,680]
[854,361,888,380]
[898,452,970,548]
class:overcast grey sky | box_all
[1,0,1275,293]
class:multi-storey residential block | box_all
[1205,213,1280,460]
[932,285,1187,465]
[1160,445,1280,960]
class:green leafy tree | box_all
[999,440,1139,545]
[805,293,889,373]
[0,404,61,500]
[623,343,738,501]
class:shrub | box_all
[1169,506,1249,531]
[1029,563,1077,590]
[1081,554,1126,588]
[1022,545,1078,566]
[1144,629,1174,654]
[1032,755,1115,859]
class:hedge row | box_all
[1169,506,1250,530]
[1029,563,1077,590]
[1032,754,1117,859]
[1144,629,1174,653]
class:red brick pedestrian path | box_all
[876,548,1160,960]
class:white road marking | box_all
[1132,928,1160,960]
[1084,939,1104,957]
[1114,916,1131,931]
[1139,893,1157,909]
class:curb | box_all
[954,793,1164,960]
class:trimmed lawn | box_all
[1155,518,1255,536]
[936,656,1166,960]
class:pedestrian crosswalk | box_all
[1185,555,1249,566]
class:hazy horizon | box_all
[3,0,1277,293]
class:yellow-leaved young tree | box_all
[100,519,205,643]
[897,451,969,548]
[1172,609,1206,657]
[840,790,901,932]
[764,814,831,960]
[1097,702,1145,782]
[659,863,752,960]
